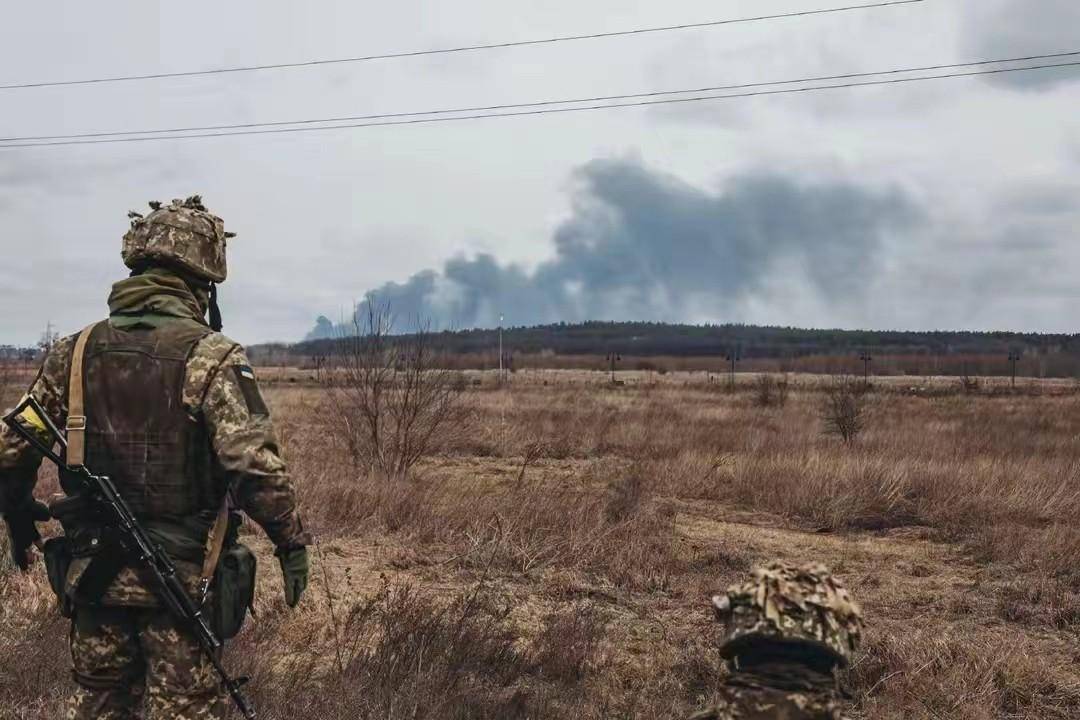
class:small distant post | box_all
[725,350,739,390]
[39,320,58,353]
[498,314,504,384]
[860,352,872,385]
[606,352,621,383]
[1008,350,1021,388]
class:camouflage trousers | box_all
[67,604,226,720]
[689,684,845,720]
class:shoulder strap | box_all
[189,333,241,600]
[199,495,231,601]
[66,323,98,468]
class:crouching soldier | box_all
[692,562,864,720]
[0,196,311,719]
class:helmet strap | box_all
[209,283,223,332]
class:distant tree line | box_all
[247,321,1080,378]
[0,345,38,362]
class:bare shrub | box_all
[320,302,467,479]
[821,375,869,442]
[605,470,647,522]
[289,433,681,591]
[0,574,68,717]
[851,629,1080,719]
[974,521,1080,591]
[532,603,609,684]
[239,580,540,720]
[995,578,1080,628]
[753,373,789,408]
[235,577,690,720]
[468,480,679,591]
[514,439,547,487]
[959,372,981,395]
[0,357,19,411]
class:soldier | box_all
[692,561,863,720]
[0,196,311,719]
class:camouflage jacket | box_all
[689,665,847,720]
[0,271,308,605]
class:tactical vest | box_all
[62,320,219,522]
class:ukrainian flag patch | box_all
[232,366,269,416]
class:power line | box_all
[2,60,1076,149]
[0,1,925,91]
[4,50,1075,144]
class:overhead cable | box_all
[0,1,925,90]
[3,50,1075,143]
[2,60,1075,149]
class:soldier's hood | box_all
[108,267,209,325]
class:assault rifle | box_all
[3,395,256,720]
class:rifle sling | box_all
[64,323,130,604]
[66,323,97,468]
[200,497,230,594]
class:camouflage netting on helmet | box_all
[712,561,863,667]
[122,196,232,283]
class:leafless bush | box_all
[531,603,609,684]
[239,580,541,720]
[320,302,467,479]
[0,357,18,410]
[753,373,790,407]
[462,481,670,585]
[821,375,869,442]
[959,372,981,394]
[0,574,68,717]
[995,577,1080,628]
[605,470,648,523]
[851,630,1080,719]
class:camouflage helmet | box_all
[122,196,232,283]
[711,561,863,667]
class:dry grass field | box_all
[3,369,1080,718]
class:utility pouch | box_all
[48,493,90,524]
[212,543,257,639]
[42,536,74,618]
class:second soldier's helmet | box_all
[711,561,863,667]
[122,196,232,283]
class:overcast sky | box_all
[1,0,1078,345]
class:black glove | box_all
[3,498,51,571]
[277,546,309,608]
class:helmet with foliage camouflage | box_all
[711,561,863,668]
[122,196,233,283]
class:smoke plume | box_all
[308,158,916,338]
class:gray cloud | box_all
[962,0,1080,90]
[310,158,917,337]
[2,1,1078,345]
[0,152,142,212]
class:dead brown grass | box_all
[2,374,1079,719]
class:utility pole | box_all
[725,349,739,390]
[498,314,504,384]
[39,320,57,352]
[606,352,621,383]
[860,352,872,385]
[1008,350,1021,388]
